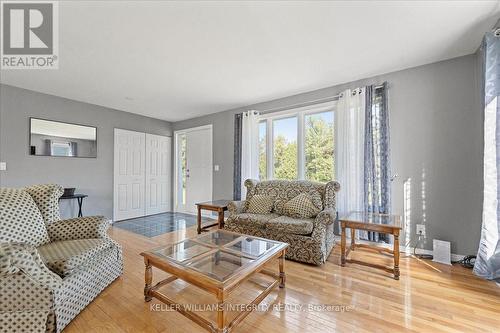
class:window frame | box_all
[258,100,337,181]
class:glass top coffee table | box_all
[140,230,288,333]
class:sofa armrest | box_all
[0,243,62,294]
[315,208,336,226]
[47,216,110,241]
[0,243,60,332]
[311,208,337,241]
[228,201,246,217]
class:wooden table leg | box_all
[144,258,153,302]
[197,206,202,234]
[279,251,286,288]
[350,227,356,251]
[216,291,225,333]
[218,209,224,229]
[393,232,400,280]
[341,222,346,266]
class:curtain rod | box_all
[260,83,385,115]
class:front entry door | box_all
[177,127,212,214]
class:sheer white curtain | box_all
[474,31,500,283]
[241,110,260,198]
[336,88,365,216]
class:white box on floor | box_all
[433,239,452,265]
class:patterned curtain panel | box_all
[364,82,391,242]
[474,31,500,282]
[233,113,243,200]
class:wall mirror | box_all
[29,118,97,158]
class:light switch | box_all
[214,165,220,171]
[0,162,6,171]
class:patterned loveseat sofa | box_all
[224,179,340,265]
[0,184,123,333]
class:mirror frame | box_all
[29,117,98,158]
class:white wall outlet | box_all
[214,165,220,171]
[0,162,6,171]
[416,224,426,236]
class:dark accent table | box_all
[59,194,88,217]
[195,200,230,234]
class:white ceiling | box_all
[1,1,499,122]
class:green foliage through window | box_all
[305,112,334,182]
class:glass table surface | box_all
[148,230,284,281]
[341,211,401,228]
[227,236,278,257]
[196,230,242,246]
[185,250,255,281]
[152,239,213,262]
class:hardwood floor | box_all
[64,225,500,333]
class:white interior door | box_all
[176,126,212,214]
[145,134,171,215]
[113,129,146,221]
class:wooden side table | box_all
[195,200,229,234]
[340,212,402,280]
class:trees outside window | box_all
[305,112,334,182]
[273,117,298,180]
[259,105,335,183]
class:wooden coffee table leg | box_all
[197,206,202,234]
[394,232,400,280]
[279,251,286,288]
[340,222,346,266]
[144,258,153,302]
[216,291,225,333]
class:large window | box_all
[258,121,267,180]
[259,102,335,182]
[273,117,298,180]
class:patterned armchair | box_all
[224,179,340,265]
[0,184,123,333]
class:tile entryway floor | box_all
[113,212,214,237]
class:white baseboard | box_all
[333,235,465,262]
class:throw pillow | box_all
[246,195,274,214]
[0,188,50,247]
[283,193,321,219]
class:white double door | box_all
[114,129,171,221]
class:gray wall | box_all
[0,84,172,219]
[173,54,483,255]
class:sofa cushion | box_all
[266,216,314,235]
[283,193,321,218]
[246,195,274,214]
[228,213,280,229]
[24,184,64,224]
[0,188,51,247]
[38,238,114,277]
